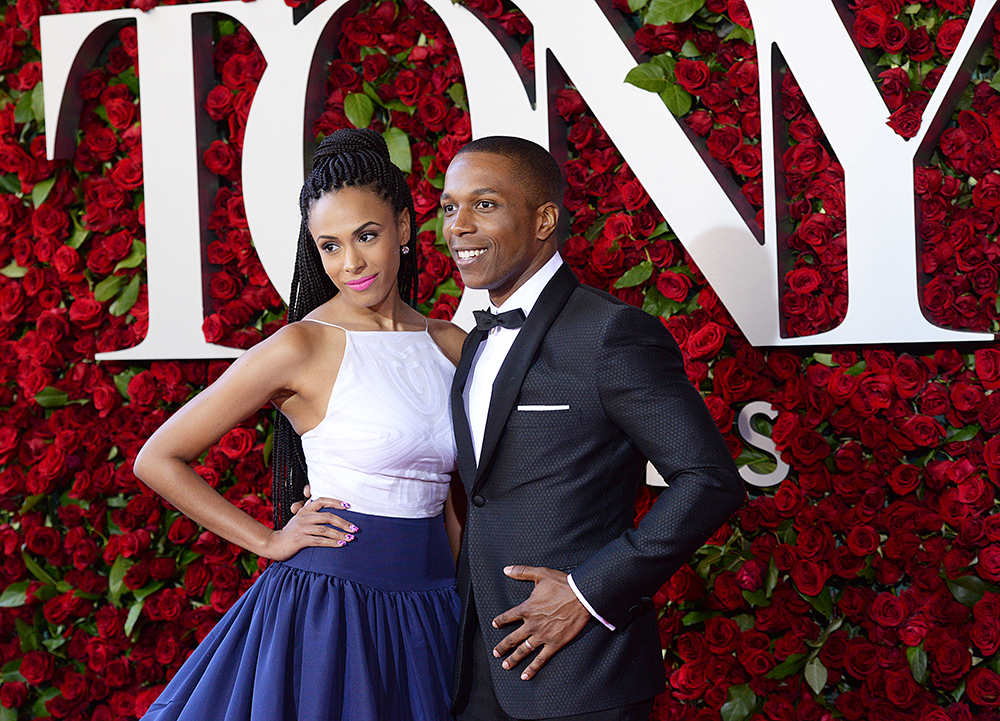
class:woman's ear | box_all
[398,208,412,249]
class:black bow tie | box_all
[473,308,526,332]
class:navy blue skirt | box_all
[141,510,459,721]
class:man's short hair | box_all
[455,135,564,207]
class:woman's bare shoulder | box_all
[427,318,467,366]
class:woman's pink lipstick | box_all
[345,274,377,292]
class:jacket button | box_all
[472,495,486,507]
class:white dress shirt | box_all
[462,252,616,631]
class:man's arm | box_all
[570,306,746,628]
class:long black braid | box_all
[272,128,418,528]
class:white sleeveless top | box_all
[299,319,458,518]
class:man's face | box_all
[441,151,557,307]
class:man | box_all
[442,136,746,721]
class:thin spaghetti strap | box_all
[301,318,349,332]
[422,315,429,332]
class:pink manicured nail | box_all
[342,502,351,509]
[337,540,346,547]
[349,524,359,532]
[345,534,355,541]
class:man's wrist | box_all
[566,573,616,631]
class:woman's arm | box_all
[444,474,466,564]
[133,324,356,561]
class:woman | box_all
[134,128,466,720]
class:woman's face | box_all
[308,185,409,307]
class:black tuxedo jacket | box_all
[450,264,746,719]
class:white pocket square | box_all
[516,405,570,411]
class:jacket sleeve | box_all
[569,306,746,629]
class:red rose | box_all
[706,125,742,162]
[19,650,55,685]
[104,98,136,130]
[686,322,726,360]
[968,667,1000,707]
[975,348,1000,389]
[869,592,906,627]
[417,95,451,132]
[204,140,238,180]
[853,7,888,48]
[887,464,922,495]
[879,19,908,54]
[784,139,830,174]
[730,144,762,177]
[704,616,740,654]
[906,26,934,61]
[887,104,922,139]
[205,84,234,121]
[791,557,829,596]
[883,669,918,707]
[393,69,426,106]
[899,414,945,448]
[979,545,1000,582]
[936,18,966,58]
[0,681,27,709]
[655,271,691,302]
[674,59,711,93]
[971,619,1000,656]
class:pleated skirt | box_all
[141,510,460,721]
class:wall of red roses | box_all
[1,0,1000,719]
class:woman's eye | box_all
[322,243,339,253]
[358,231,377,243]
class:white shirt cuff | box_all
[567,573,616,631]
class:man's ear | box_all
[536,202,559,242]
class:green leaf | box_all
[447,83,468,112]
[124,598,144,636]
[907,644,928,685]
[119,67,139,95]
[800,586,833,617]
[113,369,137,400]
[344,93,375,129]
[946,424,981,442]
[680,39,701,58]
[0,173,20,194]
[624,63,667,93]
[19,494,44,514]
[41,636,65,653]
[31,177,55,208]
[114,240,145,272]
[767,653,807,679]
[725,25,755,42]
[804,657,828,694]
[383,127,412,173]
[649,54,677,75]
[812,352,836,366]
[628,0,649,9]
[742,589,770,607]
[614,261,654,289]
[67,221,90,249]
[659,83,692,117]
[947,575,1000,608]
[646,0,705,24]
[846,360,867,376]
[34,386,68,408]
[22,553,57,586]
[0,261,28,278]
[94,274,126,302]
[720,683,757,721]
[15,618,39,652]
[0,702,16,721]
[733,614,754,632]
[764,556,778,597]
[0,581,29,608]
[109,273,141,316]
[133,580,165,601]
[31,83,45,123]
[0,659,24,684]
[108,556,134,607]
[14,91,33,124]
[31,686,59,718]
[680,610,715,625]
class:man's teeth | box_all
[457,249,486,260]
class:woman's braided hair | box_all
[271,128,418,528]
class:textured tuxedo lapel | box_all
[473,264,578,492]
[452,327,486,486]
